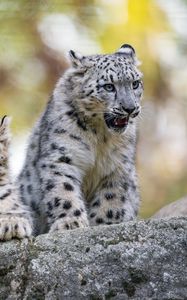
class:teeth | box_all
[114,117,128,126]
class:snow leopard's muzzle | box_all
[104,106,140,132]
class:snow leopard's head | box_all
[67,44,143,133]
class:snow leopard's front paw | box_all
[49,216,89,233]
[0,216,32,241]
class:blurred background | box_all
[0,0,187,218]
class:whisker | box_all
[104,115,115,121]
[139,111,146,118]
[137,114,144,121]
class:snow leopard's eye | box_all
[132,80,140,90]
[103,84,116,92]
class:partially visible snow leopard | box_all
[0,44,143,238]
[0,116,32,240]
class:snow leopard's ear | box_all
[116,44,141,66]
[0,115,11,129]
[0,115,11,144]
[69,50,85,68]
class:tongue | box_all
[115,117,128,126]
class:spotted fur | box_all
[17,44,143,234]
[0,116,32,240]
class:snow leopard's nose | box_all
[121,105,136,115]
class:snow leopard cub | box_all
[18,44,143,233]
[16,44,143,235]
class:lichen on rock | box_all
[0,218,187,299]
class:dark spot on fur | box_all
[106,209,113,219]
[86,90,94,97]
[26,170,30,177]
[96,218,104,224]
[31,200,39,213]
[59,213,66,218]
[47,201,53,210]
[59,146,65,152]
[66,110,74,116]
[123,155,129,162]
[49,164,56,169]
[20,185,24,193]
[131,183,137,191]
[47,211,53,218]
[69,134,81,141]
[115,211,120,220]
[63,200,72,210]
[64,174,77,182]
[54,197,61,207]
[54,128,66,134]
[64,182,74,191]
[74,209,81,216]
[51,143,58,150]
[130,72,135,80]
[90,212,96,218]
[123,183,129,191]
[92,199,100,207]
[121,196,126,202]
[54,171,62,176]
[102,181,114,189]
[27,185,32,194]
[46,180,55,191]
[105,193,115,201]
[32,160,37,167]
[58,156,71,164]
[4,226,9,233]
[74,221,79,227]
[77,118,87,131]
[0,189,11,200]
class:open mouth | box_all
[104,113,129,131]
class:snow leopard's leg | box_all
[88,168,139,226]
[38,155,89,233]
[0,116,33,240]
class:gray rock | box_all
[152,197,187,219]
[0,218,187,300]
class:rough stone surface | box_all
[0,218,187,300]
